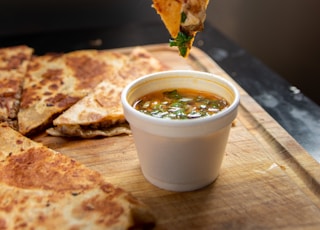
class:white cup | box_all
[121,70,240,192]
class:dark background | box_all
[0,0,319,105]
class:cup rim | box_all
[121,70,240,127]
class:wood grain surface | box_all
[34,44,320,229]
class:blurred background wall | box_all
[0,0,319,105]
[207,0,320,105]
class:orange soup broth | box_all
[132,88,229,119]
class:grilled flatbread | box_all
[47,47,169,138]
[0,123,155,229]
[0,45,33,129]
[18,50,128,136]
[152,0,209,57]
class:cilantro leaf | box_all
[169,32,193,57]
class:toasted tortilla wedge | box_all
[0,45,33,129]
[18,50,127,136]
[152,0,209,57]
[0,123,155,229]
[47,47,169,138]
[152,0,182,39]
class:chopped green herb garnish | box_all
[133,89,229,120]
[163,89,181,99]
[181,12,187,23]
[169,32,193,57]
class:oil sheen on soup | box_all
[132,88,229,119]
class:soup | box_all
[132,88,229,119]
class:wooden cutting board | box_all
[34,44,320,229]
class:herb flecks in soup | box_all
[133,89,229,119]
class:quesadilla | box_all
[152,0,210,57]
[18,49,128,136]
[47,47,169,138]
[0,123,155,229]
[0,45,33,129]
